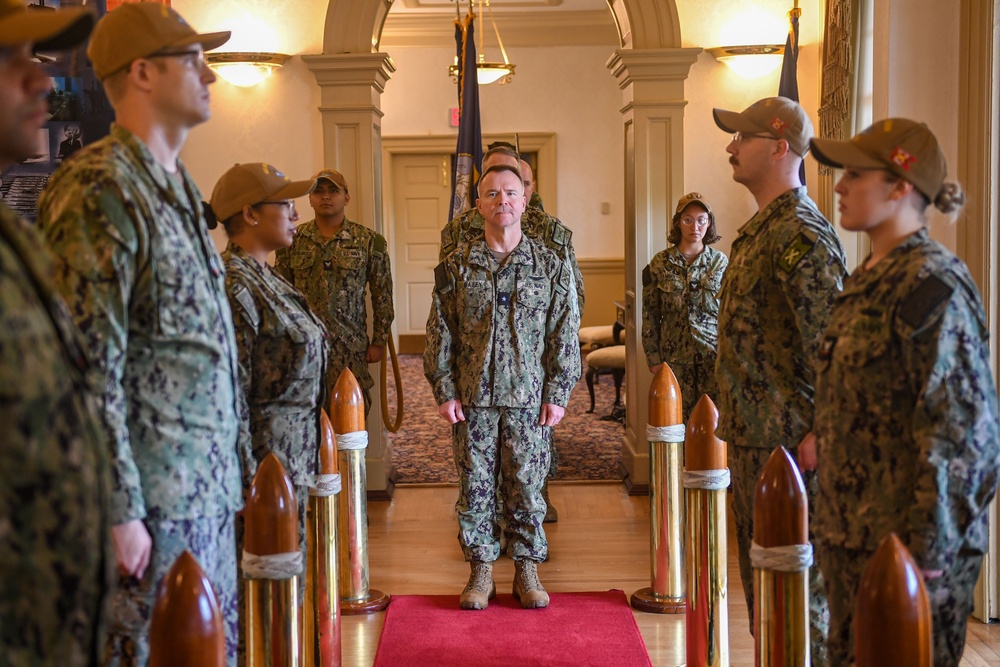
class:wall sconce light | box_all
[707,44,785,78]
[206,52,291,87]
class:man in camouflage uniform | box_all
[425,164,580,611]
[0,4,111,665]
[810,120,1000,667]
[440,146,582,523]
[274,169,393,416]
[36,5,243,664]
[713,97,847,665]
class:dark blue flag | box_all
[778,6,805,184]
[450,13,484,223]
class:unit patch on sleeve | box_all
[777,233,815,274]
[900,274,953,329]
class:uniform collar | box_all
[467,234,531,269]
[839,227,929,298]
[737,186,808,238]
[224,241,265,276]
[298,217,356,243]
[111,123,197,210]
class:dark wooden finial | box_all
[753,446,808,547]
[685,394,727,471]
[245,453,298,555]
[331,368,365,434]
[148,551,225,667]
[319,408,337,474]
[649,363,682,427]
[855,533,933,667]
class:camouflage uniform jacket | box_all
[37,123,243,523]
[715,187,847,448]
[424,235,581,408]
[813,228,1000,570]
[223,243,329,488]
[274,218,393,391]
[0,203,112,665]
[642,245,728,366]
[439,205,585,316]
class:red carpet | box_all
[372,590,652,667]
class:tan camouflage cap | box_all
[311,169,348,191]
[713,96,813,157]
[810,118,947,201]
[674,192,712,216]
[211,163,315,222]
[87,2,230,81]
[0,0,94,50]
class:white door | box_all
[390,153,453,353]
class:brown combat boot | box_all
[512,560,549,609]
[459,561,496,610]
[542,479,558,523]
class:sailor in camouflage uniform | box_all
[425,164,580,611]
[211,162,328,660]
[713,97,848,666]
[642,192,727,420]
[274,169,393,416]
[36,6,243,664]
[809,119,1000,667]
[441,147,581,523]
[0,4,111,665]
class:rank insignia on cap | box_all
[770,117,788,133]
[890,147,916,171]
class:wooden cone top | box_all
[684,394,726,471]
[244,453,298,555]
[855,533,933,667]
[148,551,225,667]
[331,368,365,434]
[649,363,682,427]
[753,446,808,548]
[319,408,338,474]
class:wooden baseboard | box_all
[368,466,397,501]
[397,335,425,355]
[619,461,649,496]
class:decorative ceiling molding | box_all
[380,9,618,48]
[399,0,566,8]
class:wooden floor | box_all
[341,483,1000,666]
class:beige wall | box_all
[171,0,827,262]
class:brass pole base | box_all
[630,588,685,614]
[341,589,391,615]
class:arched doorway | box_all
[304,0,699,495]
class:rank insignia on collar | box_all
[819,336,837,360]
[770,117,788,133]
[323,260,333,270]
[890,146,916,171]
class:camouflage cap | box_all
[674,192,712,216]
[713,96,813,156]
[0,0,94,51]
[311,169,348,191]
[87,2,230,81]
[810,118,947,201]
[211,162,315,221]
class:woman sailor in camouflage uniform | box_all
[642,192,728,419]
[210,163,329,655]
[810,120,1000,667]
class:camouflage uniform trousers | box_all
[665,349,718,422]
[103,511,238,667]
[730,445,829,667]
[819,543,981,667]
[454,406,550,563]
[236,486,309,664]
